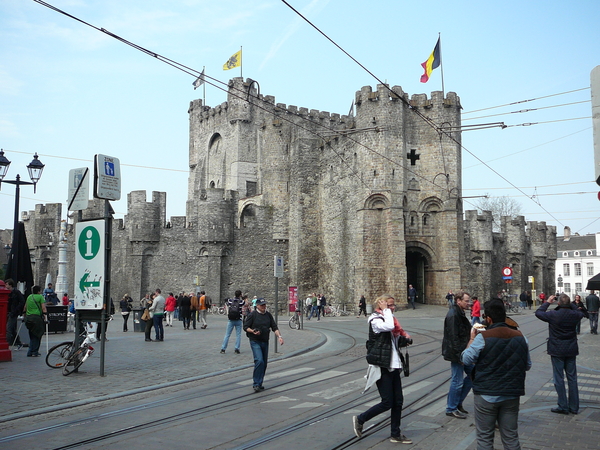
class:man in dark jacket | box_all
[462,299,531,450]
[585,291,599,334]
[6,279,25,348]
[535,293,588,414]
[442,291,473,419]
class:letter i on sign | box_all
[85,229,94,257]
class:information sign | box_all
[74,220,105,310]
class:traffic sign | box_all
[67,167,89,211]
[274,256,284,278]
[502,267,513,277]
[94,154,121,200]
[74,220,105,310]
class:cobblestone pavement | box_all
[2,304,599,449]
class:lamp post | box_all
[0,149,45,288]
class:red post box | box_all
[0,280,13,362]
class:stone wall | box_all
[4,78,557,312]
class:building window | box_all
[246,181,257,197]
[563,264,570,276]
[564,283,571,293]
[574,263,581,276]
[576,283,582,293]
[588,263,594,276]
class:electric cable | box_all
[462,100,590,121]
[462,87,590,115]
[30,0,457,201]
[279,0,567,228]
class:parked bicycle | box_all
[504,300,521,314]
[45,326,97,375]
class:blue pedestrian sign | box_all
[94,154,121,200]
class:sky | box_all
[1,0,599,237]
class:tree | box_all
[473,195,523,232]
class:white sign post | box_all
[74,220,105,310]
[94,154,121,200]
[67,167,89,211]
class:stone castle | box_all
[2,78,557,308]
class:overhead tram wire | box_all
[461,87,591,115]
[462,100,591,121]
[280,0,567,228]
[33,0,454,198]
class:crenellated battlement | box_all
[189,77,354,126]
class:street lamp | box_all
[0,149,45,287]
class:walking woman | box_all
[24,285,47,357]
[120,294,132,332]
[353,294,412,444]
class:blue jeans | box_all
[221,319,242,351]
[308,305,320,320]
[409,297,416,309]
[358,368,404,438]
[551,355,579,412]
[589,312,598,333]
[471,316,481,326]
[474,395,521,450]
[447,362,473,413]
[250,339,269,387]
[153,314,164,340]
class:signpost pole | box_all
[100,199,112,376]
[274,256,284,353]
[274,277,279,353]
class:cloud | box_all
[260,0,331,70]
[0,68,23,95]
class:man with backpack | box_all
[220,290,246,354]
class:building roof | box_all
[557,234,596,252]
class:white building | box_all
[556,228,600,297]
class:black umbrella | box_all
[5,222,34,297]
[586,272,600,291]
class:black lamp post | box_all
[0,149,45,287]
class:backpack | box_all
[204,296,212,309]
[228,298,242,321]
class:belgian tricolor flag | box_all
[420,37,441,83]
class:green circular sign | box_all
[78,226,101,260]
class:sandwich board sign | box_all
[74,220,104,310]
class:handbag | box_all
[141,309,150,321]
[399,350,410,377]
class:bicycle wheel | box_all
[289,315,300,329]
[62,346,87,376]
[218,306,226,315]
[46,341,73,369]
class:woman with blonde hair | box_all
[353,295,412,444]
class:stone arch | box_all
[364,193,390,210]
[207,132,225,188]
[238,197,263,228]
[419,196,443,212]
[405,241,436,304]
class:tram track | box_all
[1,311,552,450]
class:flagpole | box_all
[438,33,445,97]
[240,46,243,79]
[202,66,206,106]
